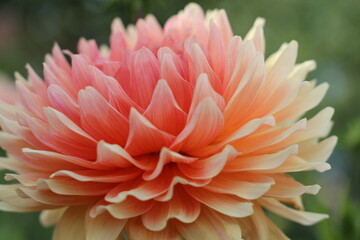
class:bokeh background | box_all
[0,0,359,239]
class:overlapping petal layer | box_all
[0,3,336,239]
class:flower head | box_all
[0,3,336,239]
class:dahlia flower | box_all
[0,3,336,239]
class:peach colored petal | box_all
[125,218,181,240]
[178,145,238,179]
[40,207,67,227]
[19,188,97,206]
[143,147,197,181]
[53,206,86,240]
[142,186,200,231]
[223,144,298,172]
[238,204,269,240]
[91,197,154,219]
[171,97,224,152]
[85,210,126,240]
[264,174,320,198]
[267,217,290,239]
[204,173,274,200]
[245,18,265,53]
[258,198,328,225]
[37,179,114,196]
[185,186,253,218]
[176,206,242,240]
[223,40,256,102]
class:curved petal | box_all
[208,22,226,80]
[258,198,328,225]
[24,108,97,159]
[176,206,242,240]
[37,179,114,196]
[188,73,225,118]
[158,48,193,111]
[78,87,129,145]
[40,207,67,227]
[47,84,80,124]
[204,173,274,200]
[91,197,154,219]
[142,147,197,181]
[178,145,238,179]
[51,168,142,183]
[171,97,224,152]
[245,17,265,53]
[184,42,222,93]
[264,174,320,198]
[144,80,187,135]
[142,186,200,231]
[223,144,298,172]
[125,108,175,156]
[185,186,253,218]
[96,141,155,171]
[125,218,181,240]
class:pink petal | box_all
[171,97,224,152]
[208,21,226,80]
[158,48,193,111]
[144,79,187,135]
[127,48,160,108]
[125,108,175,156]
[23,109,97,159]
[178,145,238,179]
[188,73,225,118]
[26,64,49,102]
[77,38,100,63]
[78,87,129,145]
[95,141,155,171]
[52,43,72,75]
[15,79,46,120]
[109,18,127,61]
[47,84,80,124]
[184,42,222,93]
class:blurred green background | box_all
[0,0,359,239]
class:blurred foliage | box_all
[0,0,359,239]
